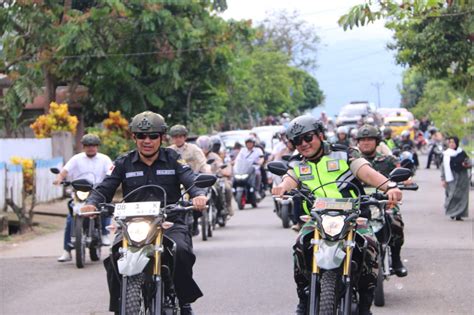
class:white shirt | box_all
[63,152,113,185]
[236,147,264,165]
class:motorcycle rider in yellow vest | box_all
[272,115,402,315]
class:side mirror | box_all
[389,167,412,182]
[400,158,414,170]
[267,161,289,176]
[281,155,291,162]
[194,174,217,188]
[392,148,401,156]
[71,179,94,192]
[50,167,60,174]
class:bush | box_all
[30,102,78,138]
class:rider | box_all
[196,135,234,218]
[168,124,211,174]
[335,126,350,147]
[81,111,208,315]
[382,127,397,150]
[235,136,265,200]
[399,130,419,167]
[356,124,408,277]
[271,115,402,315]
[53,134,113,262]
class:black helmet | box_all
[286,115,324,142]
[169,124,188,137]
[130,111,167,134]
[383,127,392,136]
[210,135,222,153]
[356,124,381,142]
[81,134,101,146]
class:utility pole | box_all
[371,81,384,108]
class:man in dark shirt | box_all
[82,111,207,315]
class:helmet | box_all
[383,127,392,136]
[196,135,211,151]
[401,130,410,138]
[336,126,348,134]
[350,128,358,138]
[286,115,324,142]
[130,111,167,134]
[209,135,222,153]
[81,134,101,146]
[169,124,188,137]
[245,136,256,144]
[356,124,381,142]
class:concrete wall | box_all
[0,138,52,162]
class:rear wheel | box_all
[319,270,338,315]
[74,216,85,269]
[125,274,145,314]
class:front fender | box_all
[315,240,346,270]
[117,246,152,276]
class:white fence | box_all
[0,138,53,162]
[0,158,64,211]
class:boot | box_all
[391,245,408,277]
[359,287,374,315]
[180,303,194,315]
[295,286,307,315]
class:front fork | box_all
[308,229,354,315]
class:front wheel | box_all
[319,270,338,315]
[280,204,290,228]
[125,274,145,314]
[201,209,208,241]
[374,256,385,306]
[74,216,85,269]
[236,191,245,210]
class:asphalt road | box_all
[1,157,473,315]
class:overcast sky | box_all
[220,0,404,118]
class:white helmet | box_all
[196,135,211,151]
[337,126,348,134]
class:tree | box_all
[257,10,321,72]
[399,67,427,109]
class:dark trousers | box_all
[104,224,203,312]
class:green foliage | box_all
[413,79,473,139]
[400,67,427,109]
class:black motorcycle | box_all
[50,167,104,268]
[268,161,412,314]
[72,174,216,315]
[233,158,259,209]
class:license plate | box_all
[313,198,354,211]
[114,202,161,217]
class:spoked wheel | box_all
[125,274,146,314]
[74,216,85,268]
[201,209,208,241]
[374,255,385,306]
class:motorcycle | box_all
[71,174,216,315]
[50,167,104,268]
[432,142,444,169]
[366,183,418,307]
[268,161,412,314]
[232,158,260,210]
[393,147,417,176]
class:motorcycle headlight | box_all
[127,221,151,243]
[235,174,249,180]
[321,215,345,237]
[370,205,382,220]
[75,191,90,201]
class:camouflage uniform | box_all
[363,152,405,248]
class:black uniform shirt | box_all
[86,148,205,223]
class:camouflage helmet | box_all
[383,127,393,136]
[81,134,101,146]
[356,124,381,142]
[169,124,188,137]
[130,111,167,134]
[286,115,324,142]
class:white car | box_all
[251,125,285,153]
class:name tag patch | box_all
[326,160,340,172]
[125,171,144,178]
[300,175,314,181]
[156,169,175,175]
[299,164,312,175]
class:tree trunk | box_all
[6,199,32,234]
[185,82,196,125]
[43,67,57,111]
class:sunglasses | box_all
[134,133,161,140]
[292,132,316,146]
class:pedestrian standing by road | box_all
[53,134,113,262]
[441,136,471,221]
[81,111,208,314]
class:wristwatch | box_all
[386,181,397,191]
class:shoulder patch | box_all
[106,165,115,176]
